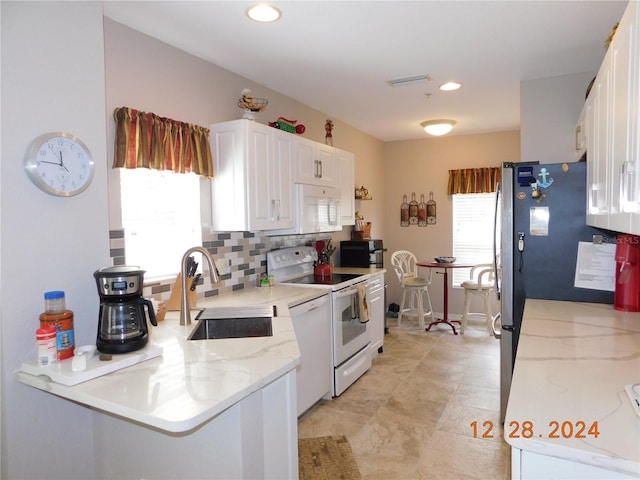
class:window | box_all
[452,193,500,286]
[120,168,201,279]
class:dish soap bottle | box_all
[39,291,75,360]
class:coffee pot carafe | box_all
[94,266,157,354]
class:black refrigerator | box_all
[498,161,614,421]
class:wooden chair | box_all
[391,250,434,329]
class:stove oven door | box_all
[333,281,370,366]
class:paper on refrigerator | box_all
[574,241,615,291]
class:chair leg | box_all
[398,289,407,326]
[421,287,435,325]
[461,290,472,334]
[417,289,425,330]
[483,291,493,335]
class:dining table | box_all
[417,261,473,335]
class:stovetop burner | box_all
[267,246,369,290]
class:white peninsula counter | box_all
[16,285,325,480]
[505,299,640,479]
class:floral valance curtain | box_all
[113,107,214,177]
[447,167,501,194]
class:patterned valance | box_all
[447,167,501,194]
[113,107,214,177]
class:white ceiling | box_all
[103,1,627,142]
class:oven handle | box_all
[334,282,369,299]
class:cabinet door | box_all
[609,1,637,234]
[368,273,385,357]
[211,120,294,232]
[336,148,355,225]
[246,125,273,230]
[294,137,336,186]
[272,131,295,229]
[586,53,612,229]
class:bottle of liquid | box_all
[39,291,75,360]
[409,192,419,224]
[418,193,427,227]
[400,195,409,227]
[427,191,437,224]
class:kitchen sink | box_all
[188,306,274,340]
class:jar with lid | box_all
[39,291,74,360]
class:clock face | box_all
[25,132,95,196]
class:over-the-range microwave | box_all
[268,184,342,235]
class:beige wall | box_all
[383,131,520,319]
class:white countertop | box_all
[16,285,327,433]
[505,299,640,476]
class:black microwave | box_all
[340,240,384,268]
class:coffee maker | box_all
[94,266,157,354]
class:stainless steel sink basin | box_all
[188,306,274,340]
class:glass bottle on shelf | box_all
[427,191,437,224]
[409,192,419,225]
[418,193,427,227]
[400,195,409,227]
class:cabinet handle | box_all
[314,159,320,178]
[575,125,582,151]
[318,160,323,178]
[272,199,281,221]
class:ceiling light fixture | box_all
[439,81,462,91]
[389,74,432,87]
[421,119,456,136]
[246,3,282,22]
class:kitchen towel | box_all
[356,284,369,323]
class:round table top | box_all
[417,261,474,268]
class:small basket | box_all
[352,222,372,240]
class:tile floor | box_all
[297,316,511,480]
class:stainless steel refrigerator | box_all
[497,161,614,421]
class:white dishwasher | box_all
[288,293,332,417]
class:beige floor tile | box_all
[451,383,500,411]
[436,402,505,443]
[416,430,510,480]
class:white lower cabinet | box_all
[289,294,332,417]
[513,448,637,480]
[210,119,294,232]
[93,370,298,480]
[368,273,385,357]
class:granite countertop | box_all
[505,299,640,476]
[16,285,327,433]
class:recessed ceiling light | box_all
[246,3,282,22]
[420,119,457,136]
[440,81,462,91]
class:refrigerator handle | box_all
[493,182,501,300]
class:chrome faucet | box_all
[180,246,220,326]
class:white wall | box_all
[520,71,596,164]
[1,2,109,477]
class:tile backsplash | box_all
[108,228,326,303]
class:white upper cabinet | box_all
[335,148,355,226]
[585,0,639,234]
[294,137,337,186]
[210,120,294,232]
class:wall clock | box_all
[24,132,95,197]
